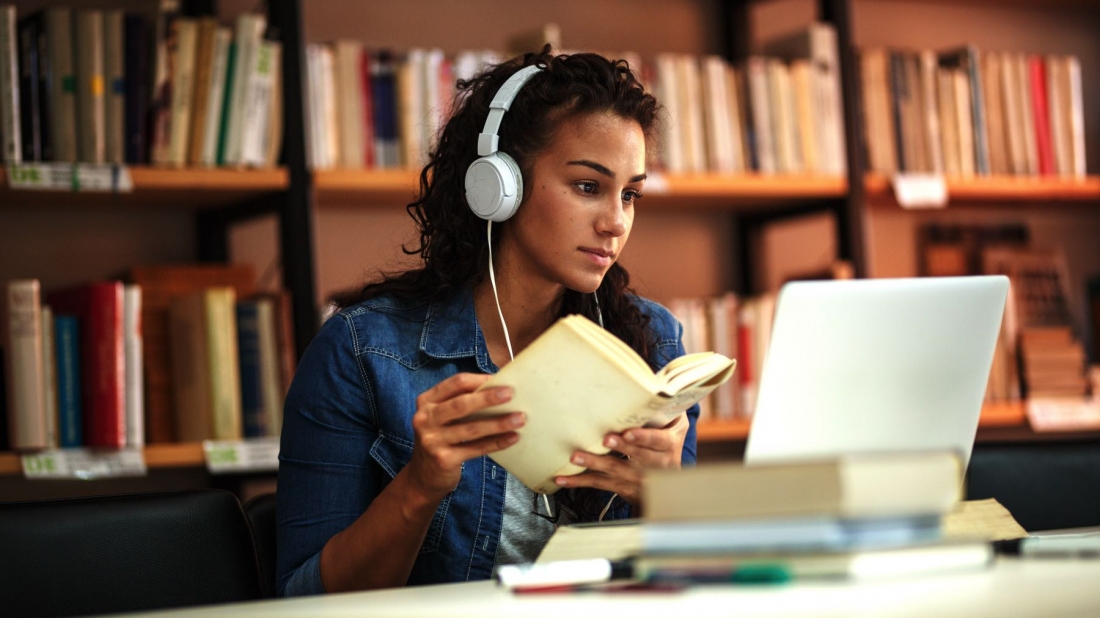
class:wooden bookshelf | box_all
[314,169,847,210]
[0,443,206,477]
[865,173,1100,207]
[696,418,752,442]
[0,166,289,209]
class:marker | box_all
[494,558,634,589]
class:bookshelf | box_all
[864,173,1100,205]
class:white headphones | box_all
[464,64,544,222]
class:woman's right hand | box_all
[405,373,524,501]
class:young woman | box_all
[276,49,699,595]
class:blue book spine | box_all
[236,302,266,438]
[54,315,83,448]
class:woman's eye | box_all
[576,181,598,194]
[623,190,643,204]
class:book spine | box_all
[30,12,53,161]
[123,14,149,164]
[187,18,216,167]
[1029,56,1055,176]
[74,10,106,164]
[215,40,236,165]
[123,284,144,447]
[0,5,22,163]
[371,51,398,168]
[966,51,990,176]
[255,299,283,436]
[200,27,230,166]
[17,16,41,161]
[40,304,58,447]
[223,13,265,166]
[46,8,76,162]
[4,280,47,450]
[90,282,126,448]
[240,38,277,167]
[54,314,83,448]
[205,288,241,440]
[102,10,124,164]
[167,17,197,166]
[236,301,266,438]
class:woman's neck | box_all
[473,275,562,368]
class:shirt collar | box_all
[421,286,497,373]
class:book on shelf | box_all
[122,284,143,448]
[40,304,57,447]
[2,279,47,450]
[643,451,962,524]
[74,9,105,164]
[475,314,736,494]
[53,313,82,448]
[102,10,123,164]
[0,5,20,164]
[168,286,242,442]
[128,263,255,443]
[46,281,126,449]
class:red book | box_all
[1029,56,1055,176]
[47,281,126,448]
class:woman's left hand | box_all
[554,412,690,507]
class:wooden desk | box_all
[133,557,1100,617]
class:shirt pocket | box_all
[369,433,452,554]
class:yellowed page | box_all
[942,498,1028,541]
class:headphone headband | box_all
[477,64,544,157]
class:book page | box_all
[535,521,643,564]
[942,498,1027,541]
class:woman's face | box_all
[503,111,646,295]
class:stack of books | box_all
[528,452,1000,587]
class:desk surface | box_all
[133,557,1100,618]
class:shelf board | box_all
[1,165,289,209]
[0,442,208,477]
[865,173,1100,206]
[314,169,847,210]
[696,418,751,442]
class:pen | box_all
[643,563,793,585]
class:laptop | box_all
[743,275,1010,470]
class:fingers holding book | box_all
[408,372,524,499]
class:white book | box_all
[724,64,746,173]
[954,69,975,178]
[0,5,21,164]
[701,56,734,173]
[1066,55,1086,178]
[3,280,47,450]
[240,39,278,167]
[1015,53,1038,176]
[1045,56,1070,178]
[398,49,426,169]
[223,12,265,166]
[124,284,144,448]
[200,26,232,166]
[40,305,58,448]
[677,55,706,173]
[768,59,801,174]
[747,56,776,174]
[422,48,446,157]
[103,10,125,164]
[334,39,365,169]
[318,45,339,169]
[653,54,683,173]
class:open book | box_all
[476,314,736,494]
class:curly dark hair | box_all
[335,48,663,521]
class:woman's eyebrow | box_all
[567,160,647,183]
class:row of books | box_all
[0,3,282,168]
[302,22,848,177]
[860,46,1086,178]
[667,293,777,423]
[1,267,295,453]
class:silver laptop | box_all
[744,275,1009,470]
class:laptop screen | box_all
[744,276,1009,470]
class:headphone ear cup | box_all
[464,152,524,222]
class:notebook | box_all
[744,275,1010,470]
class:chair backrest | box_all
[244,492,278,598]
[0,489,264,617]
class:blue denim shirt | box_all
[276,288,698,596]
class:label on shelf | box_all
[21,448,148,480]
[1026,397,1100,432]
[892,174,948,209]
[202,437,280,474]
[6,163,134,192]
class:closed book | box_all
[0,5,21,163]
[149,1,180,164]
[235,300,266,437]
[123,284,143,447]
[187,17,218,167]
[222,12,265,166]
[250,295,283,435]
[127,264,254,443]
[239,38,278,167]
[198,26,230,166]
[475,314,736,494]
[45,8,76,162]
[938,45,989,176]
[53,314,83,448]
[74,10,106,164]
[370,49,399,168]
[334,39,365,169]
[2,280,47,450]
[166,17,198,166]
[47,281,126,448]
[644,451,962,524]
[123,13,149,163]
[28,11,52,161]
[102,10,124,164]
[40,304,57,447]
[168,287,243,442]
[634,540,993,583]
[1028,56,1055,176]
[17,16,41,161]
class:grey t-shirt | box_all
[494,473,576,566]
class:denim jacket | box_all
[276,288,699,596]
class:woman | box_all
[277,49,698,595]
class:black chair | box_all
[0,489,264,618]
[966,441,1100,532]
[244,492,278,598]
